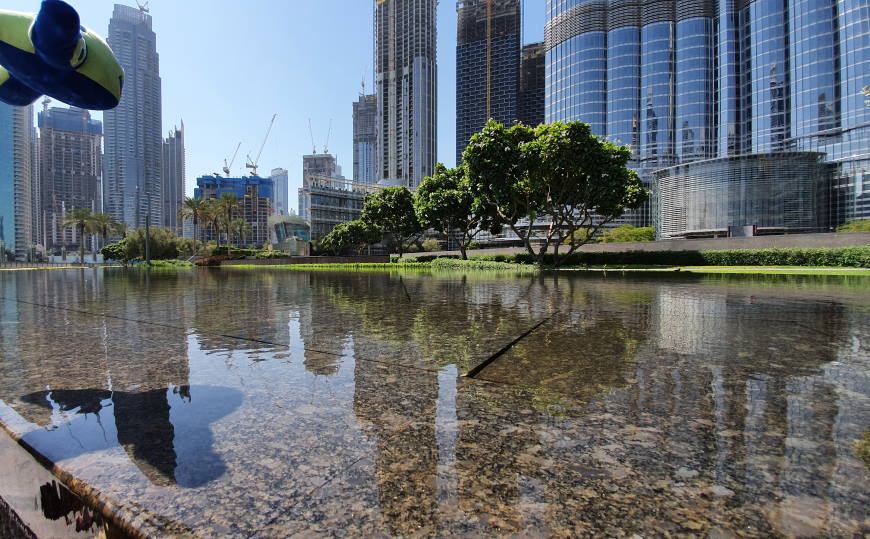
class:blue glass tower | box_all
[544,0,870,234]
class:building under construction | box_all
[298,174,382,241]
[456,0,521,163]
[194,175,274,247]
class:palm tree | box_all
[202,199,221,247]
[178,197,207,256]
[111,220,128,240]
[219,193,241,250]
[62,208,94,265]
[230,218,252,248]
[90,213,115,252]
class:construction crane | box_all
[323,119,332,154]
[245,113,277,177]
[223,142,241,177]
[307,118,317,154]
[136,1,149,13]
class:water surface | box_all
[0,268,867,536]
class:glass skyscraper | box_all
[0,103,34,259]
[456,0,521,164]
[104,4,162,229]
[374,0,438,189]
[545,0,870,237]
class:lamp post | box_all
[145,213,151,264]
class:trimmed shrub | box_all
[516,246,870,268]
[195,254,246,267]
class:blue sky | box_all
[10,0,544,210]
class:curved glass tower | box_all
[544,0,870,232]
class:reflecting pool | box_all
[0,268,868,536]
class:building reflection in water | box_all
[0,270,867,535]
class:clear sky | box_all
[9,0,544,211]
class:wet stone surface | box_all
[0,268,868,537]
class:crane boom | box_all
[323,118,332,154]
[246,113,278,176]
[308,118,316,154]
[223,141,241,176]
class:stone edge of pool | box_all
[0,417,191,538]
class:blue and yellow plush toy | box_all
[0,0,122,110]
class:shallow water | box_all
[0,268,868,536]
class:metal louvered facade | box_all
[544,0,870,234]
[654,153,831,238]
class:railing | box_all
[0,260,106,270]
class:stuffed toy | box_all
[0,0,122,110]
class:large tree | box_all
[464,120,648,265]
[361,186,422,258]
[320,220,381,256]
[415,164,500,259]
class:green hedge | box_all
[511,246,870,268]
[212,247,260,257]
[395,247,870,268]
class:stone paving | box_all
[0,269,868,537]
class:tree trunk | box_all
[192,220,198,257]
[78,224,85,265]
[459,244,467,260]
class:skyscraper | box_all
[271,167,289,215]
[0,103,34,259]
[104,4,162,229]
[374,0,438,188]
[162,122,185,235]
[37,106,103,252]
[518,42,545,127]
[544,0,870,234]
[455,0,520,164]
[352,93,377,184]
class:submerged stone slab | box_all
[0,269,868,536]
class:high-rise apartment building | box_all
[374,0,438,188]
[104,4,162,229]
[544,0,870,236]
[195,175,274,247]
[37,106,102,251]
[518,42,545,127]
[271,167,289,215]
[456,0,521,163]
[0,103,34,259]
[162,122,185,235]
[352,94,377,184]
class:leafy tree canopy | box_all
[361,186,422,257]
[464,120,649,265]
[415,163,500,259]
[320,220,381,255]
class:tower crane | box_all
[307,118,316,154]
[245,113,277,177]
[323,118,332,154]
[223,142,241,177]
